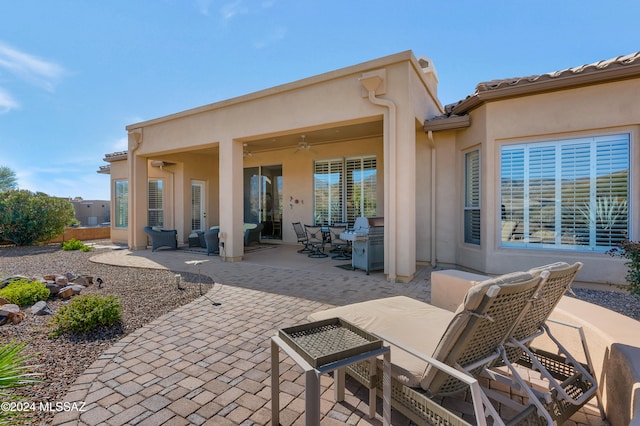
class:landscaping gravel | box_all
[0,242,212,425]
[0,241,638,425]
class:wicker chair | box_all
[143,227,177,251]
[310,271,549,425]
[203,229,220,256]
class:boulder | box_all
[0,297,10,305]
[46,282,60,296]
[9,311,24,324]
[0,304,19,316]
[72,275,93,287]
[31,301,52,316]
[55,276,68,286]
[0,275,29,289]
[43,274,57,281]
[57,287,75,299]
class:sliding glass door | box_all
[243,164,283,239]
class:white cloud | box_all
[0,41,65,92]
[220,0,249,20]
[195,0,215,15]
[0,87,19,114]
[254,27,286,49]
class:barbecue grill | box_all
[340,217,384,274]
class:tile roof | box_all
[435,51,640,120]
[476,51,640,93]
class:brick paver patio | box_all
[51,244,603,425]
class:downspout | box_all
[159,164,176,230]
[359,73,397,281]
[427,130,437,268]
[127,129,142,250]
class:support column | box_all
[127,130,148,250]
[393,112,417,282]
[218,139,244,261]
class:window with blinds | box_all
[313,156,376,226]
[148,179,164,227]
[114,180,128,228]
[191,183,202,232]
[464,150,481,245]
[500,134,629,251]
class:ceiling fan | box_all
[243,143,253,157]
[294,135,315,153]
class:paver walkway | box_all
[52,244,603,425]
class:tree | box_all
[0,190,76,246]
[0,166,18,191]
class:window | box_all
[114,180,128,228]
[314,156,376,225]
[464,150,481,244]
[500,134,629,251]
[148,179,164,227]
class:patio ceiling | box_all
[242,120,383,153]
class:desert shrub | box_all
[0,279,50,306]
[0,190,76,246]
[62,238,92,252]
[608,239,640,296]
[0,340,40,424]
[52,294,121,336]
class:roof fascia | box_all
[424,114,470,132]
[126,51,418,131]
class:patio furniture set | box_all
[273,261,602,425]
[143,223,264,255]
[292,222,352,260]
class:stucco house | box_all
[99,50,639,285]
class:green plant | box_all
[0,340,40,425]
[61,238,92,252]
[608,239,640,296]
[51,294,121,336]
[0,190,76,246]
[0,279,49,307]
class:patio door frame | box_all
[244,164,283,239]
[191,180,206,232]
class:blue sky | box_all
[1,0,638,200]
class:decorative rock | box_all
[0,315,7,326]
[69,284,85,295]
[0,297,10,305]
[46,282,60,296]
[0,275,28,289]
[72,275,93,287]
[55,276,68,286]
[57,287,74,299]
[31,301,52,316]
[65,272,75,281]
[43,274,57,281]
[0,304,20,317]
[9,311,24,324]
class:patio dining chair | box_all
[309,271,551,425]
[304,224,328,258]
[292,222,312,253]
[328,225,351,260]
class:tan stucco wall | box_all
[114,51,442,279]
[436,78,640,284]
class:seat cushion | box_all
[309,296,454,387]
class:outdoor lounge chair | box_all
[243,223,263,246]
[143,226,177,251]
[309,271,550,425]
[489,262,601,424]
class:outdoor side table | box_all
[271,318,391,426]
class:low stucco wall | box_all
[49,227,110,243]
[431,270,640,425]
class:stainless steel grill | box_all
[341,217,384,274]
